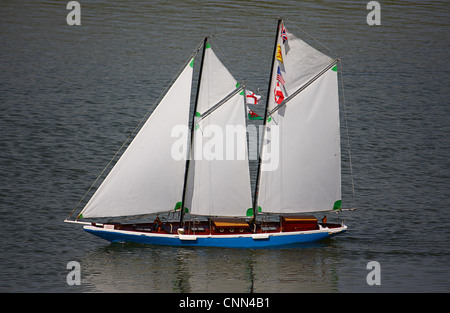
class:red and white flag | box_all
[245,90,261,105]
[274,82,284,104]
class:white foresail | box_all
[257,22,342,214]
[186,44,253,217]
[79,59,194,218]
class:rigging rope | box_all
[67,20,357,221]
[283,17,337,58]
[338,61,357,210]
[66,39,204,220]
[208,37,246,85]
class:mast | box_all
[179,36,208,226]
[252,17,283,222]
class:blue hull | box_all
[84,225,347,248]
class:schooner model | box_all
[65,18,349,248]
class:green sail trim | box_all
[331,65,338,72]
[205,42,211,49]
[246,206,262,217]
[236,82,244,95]
[195,112,201,130]
[77,214,83,219]
[189,58,195,68]
[333,200,342,210]
[174,202,189,213]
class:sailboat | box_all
[65,18,350,248]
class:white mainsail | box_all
[79,59,194,218]
[185,43,253,217]
[257,22,342,214]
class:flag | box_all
[245,90,261,105]
[274,82,284,104]
[247,107,263,120]
[276,44,283,63]
[276,66,285,85]
[281,24,288,44]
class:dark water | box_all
[1,1,449,293]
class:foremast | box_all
[179,36,209,226]
[251,17,283,224]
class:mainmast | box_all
[179,36,209,226]
[252,18,283,222]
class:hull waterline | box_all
[83,224,347,248]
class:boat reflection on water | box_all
[79,240,341,293]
